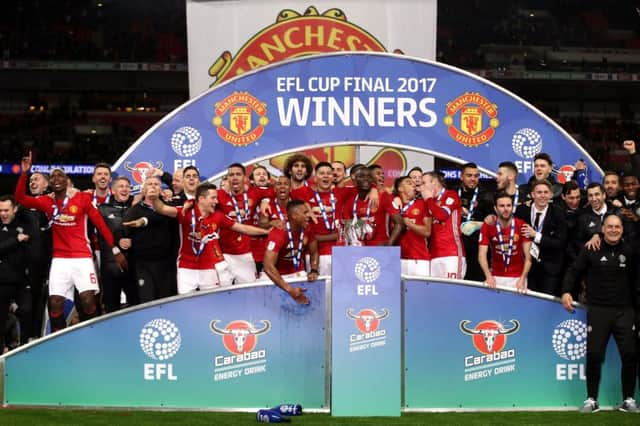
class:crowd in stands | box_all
[0,0,186,63]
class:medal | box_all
[495,218,516,269]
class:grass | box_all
[0,409,638,425]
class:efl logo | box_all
[553,319,587,381]
[511,128,543,159]
[210,319,271,382]
[139,318,180,381]
[207,6,387,86]
[347,308,388,333]
[212,92,268,147]
[459,319,519,354]
[459,319,519,382]
[124,161,164,185]
[443,93,499,147]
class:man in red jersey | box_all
[342,167,404,246]
[284,154,313,196]
[421,171,466,279]
[218,163,274,284]
[290,161,350,275]
[15,152,127,332]
[263,200,319,305]
[394,176,431,277]
[478,192,532,292]
[150,182,269,294]
[89,162,113,207]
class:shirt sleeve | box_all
[478,223,490,246]
[266,229,285,253]
[14,173,52,214]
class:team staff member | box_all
[16,152,127,332]
[122,176,177,302]
[478,192,532,292]
[98,176,137,312]
[263,200,319,305]
[561,214,639,413]
[0,195,30,353]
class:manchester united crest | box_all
[212,92,268,147]
[444,93,500,147]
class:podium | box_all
[331,246,401,416]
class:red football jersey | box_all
[479,218,530,277]
[15,173,115,258]
[342,191,399,246]
[265,225,315,275]
[176,205,235,270]
[426,189,465,258]
[217,186,273,255]
[399,198,431,260]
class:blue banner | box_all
[113,53,601,191]
[331,247,401,416]
[4,282,326,408]
[404,280,631,408]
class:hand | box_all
[485,275,496,289]
[367,187,380,212]
[287,286,309,305]
[520,224,536,239]
[271,219,285,230]
[17,233,29,242]
[585,234,601,251]
[119,238,132,250]
[161,189,173,202]
[21,151,33,173]
[114,252,128,272]
[574,159,587,170]
[623,140,636,154]
[146,186,160,200]
[403,217,415,227]
[123,218,146,228]
[611,199,623,208]
[484,214,497,226]
[620,208,636,221]
[561,293,575,313]
[516,277,527,294]
[307,271,319,282]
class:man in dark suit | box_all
[515,179,568,296]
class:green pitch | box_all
[0,409,638,425]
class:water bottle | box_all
[272,404,303,416]
[575,160,589,190]
[256,409,290,423]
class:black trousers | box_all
[527,263,562,297]
[0,285,18,351]
[135,258,177,304]
[100,265,138,313]
[586,305,637,400]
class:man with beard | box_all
[284,154,314,196]
[495,161,527,209]
[331,161,347,188]
[603,171,622,206]
[456,162,493,281]
[479,192,532,292]
[218,163,274,284]
[290,162,350,276]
